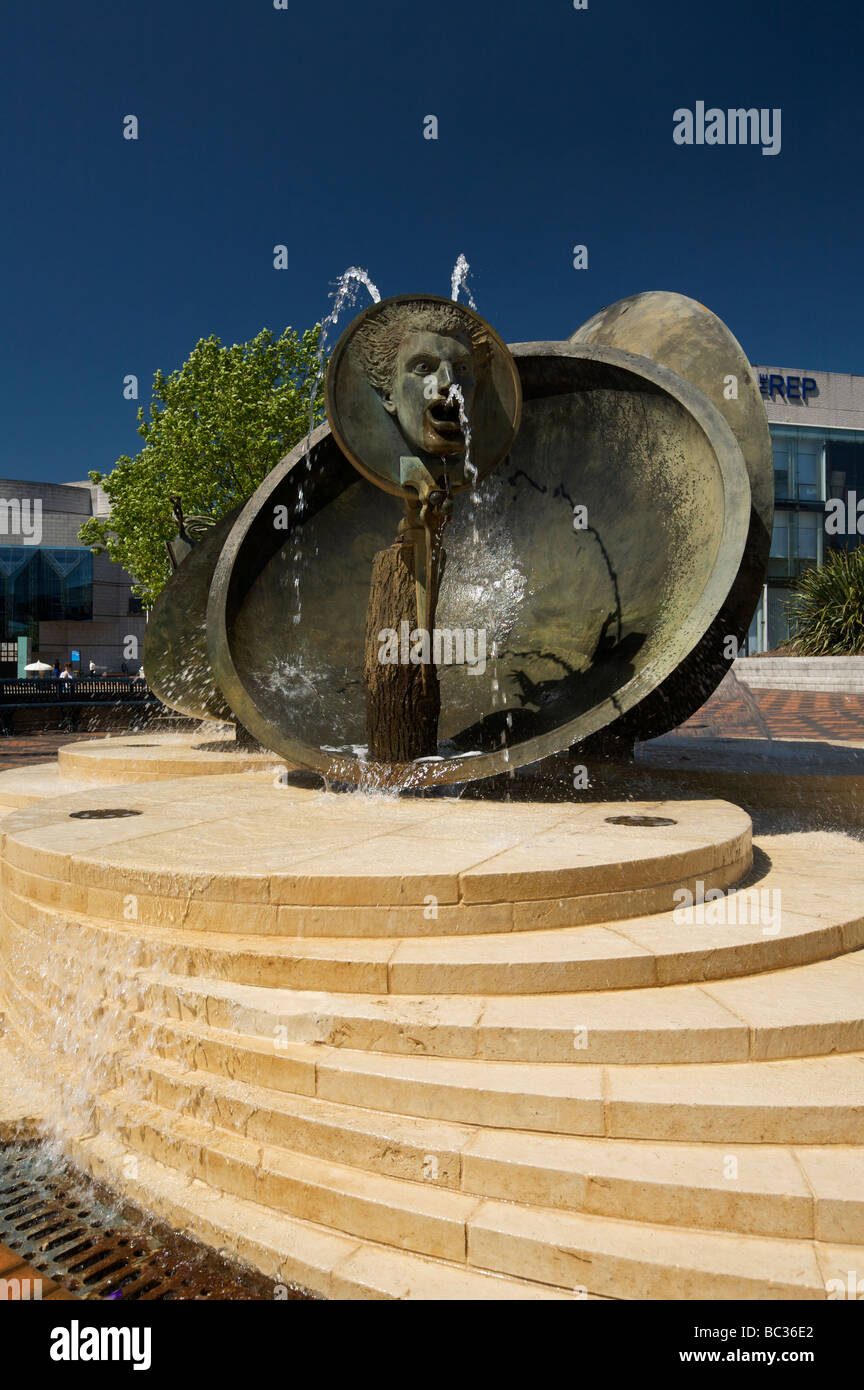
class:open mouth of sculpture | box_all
[425,398,465,444]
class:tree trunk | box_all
[363,537,440,762]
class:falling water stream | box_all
[291,267,382,628]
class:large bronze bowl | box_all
[193,340,752,785]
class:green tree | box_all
[786,545,864,655]
[80,325,325,604]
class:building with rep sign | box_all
[746,366,864,651]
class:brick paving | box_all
[678,688,864,743]
[0,730,107,772]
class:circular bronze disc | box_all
[325,294,522,498]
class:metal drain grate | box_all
[0,1145,306,1300]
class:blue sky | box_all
[3,0,862,484]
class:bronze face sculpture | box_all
[381,326,476,461]
[354,301,484,470]
[325,295,521,499]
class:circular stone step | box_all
[5,861,864,1001]
[0,781,751,924]
[56,733,283,784]
[0,764,94,814]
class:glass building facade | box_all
[0,478,144,678]
[748,419,864,651]
[0,547,93,636]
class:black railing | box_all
[0,677,156,706]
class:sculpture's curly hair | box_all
[354,300,491,396]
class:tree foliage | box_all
[79,325,325,604]
[786,545,864,655]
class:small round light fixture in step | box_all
[605,814,677,827]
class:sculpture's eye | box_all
[454,360,471,375]
[411,359,433,375]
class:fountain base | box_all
[1,736,863,1299]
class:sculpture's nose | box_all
[436,360,454,392]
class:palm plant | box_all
[785,545,864,655]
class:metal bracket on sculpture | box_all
[398,456,453,651]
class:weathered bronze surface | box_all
[142,292,771,788]
[325,295,521,498]
[569,290,773,741]
[326,294,523,763]
[200,343,750,785]
[144,507,240,722]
